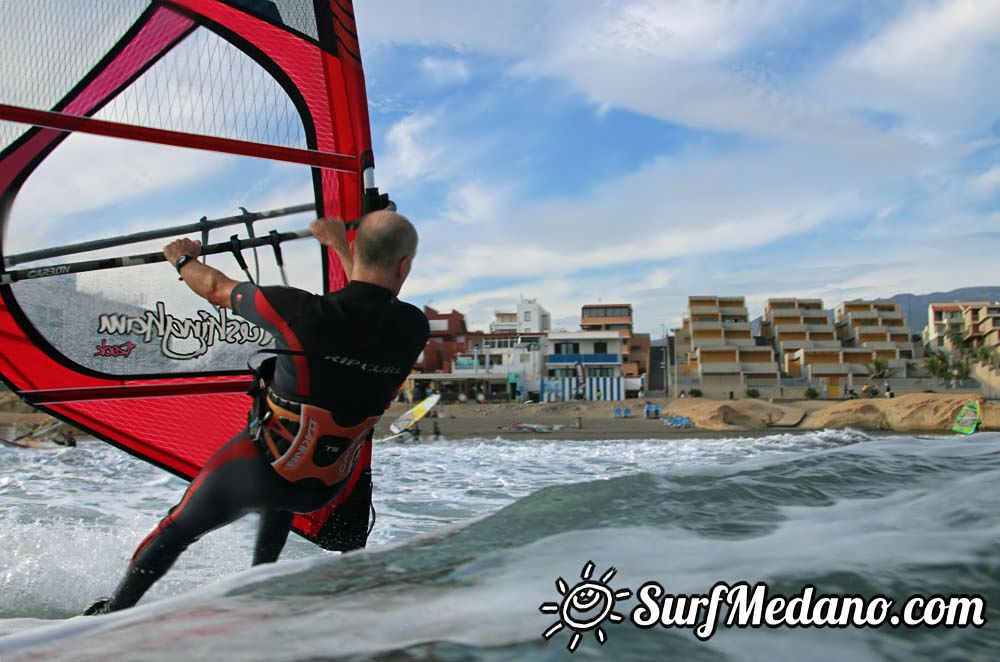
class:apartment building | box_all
[542,330,632,400]
[963,302,1000,355]
[835,300,915,361]
[923,301,989,351]
[544,330,624,378]
[784,347,884,397]
[759,298,838,371]
[414,306,470,373]
[679,296,780,387]
[579,304,650,378]
[490,297,551,334]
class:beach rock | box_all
[801,393,986,432]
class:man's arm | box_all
[309,217,353,281]
[163,238,239,308]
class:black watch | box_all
[174,254,196,274]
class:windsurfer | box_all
[85,211,428,615]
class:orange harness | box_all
[258,393,379,489]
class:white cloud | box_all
[441,180,508,225]
[377,114,444,190]
[840,0,999,81]
[822,0,1000,140]
[969,167,1000,197]
[638,268,672,290]
[362,1,948,154]
[419,57,470,85]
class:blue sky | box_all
[5,0,999,336]
[351,0,1000,334]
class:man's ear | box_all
[398,254,413,281]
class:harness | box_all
[247,354,379,490]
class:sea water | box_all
[0,431,997,660]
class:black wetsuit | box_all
[102,281,428,612]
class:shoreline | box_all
[2,392,994,443]
[374,392,995,441]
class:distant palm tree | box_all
[947,329,969,358]
[868,357,895,380]
[923,351,950,381]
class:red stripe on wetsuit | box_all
[253,288,311,394]
[130,435,258,563]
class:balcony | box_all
[807,363,850,376]
[741,362,780,374]
[854,325,889,334]
[862,341,898,350]
[546,353,621,364]
[688,338,726,348]
[719,306,749,317]
[700,362,741,374]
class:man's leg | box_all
[101,433,262,612]
[253,510,294,565]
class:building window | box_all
[524,311,531,322]
[490,355,502,366]
[555,342,580,355]
[594,341,608,354]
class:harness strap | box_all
[259,395,378,489]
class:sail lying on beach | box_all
[0,0,380,549]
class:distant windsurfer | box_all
[85,211,428,615]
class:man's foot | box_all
[82,597,112,616]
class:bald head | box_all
[352,210,418,290]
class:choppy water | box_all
[0,430,997,660]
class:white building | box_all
[541,330,643,400]
[490,297,551,334]
[544,330,625,377]
[451,333,546,397]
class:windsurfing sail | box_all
[952,400,981,435]
[0,1,382,549]
[387,394,441,435]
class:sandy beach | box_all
[5,390,991,443]
[373,392,996,440]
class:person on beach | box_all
[85,211,428,615]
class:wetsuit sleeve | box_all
[231,282,312,337]
[409,304,431,360]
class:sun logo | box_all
[539,561,632,652]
